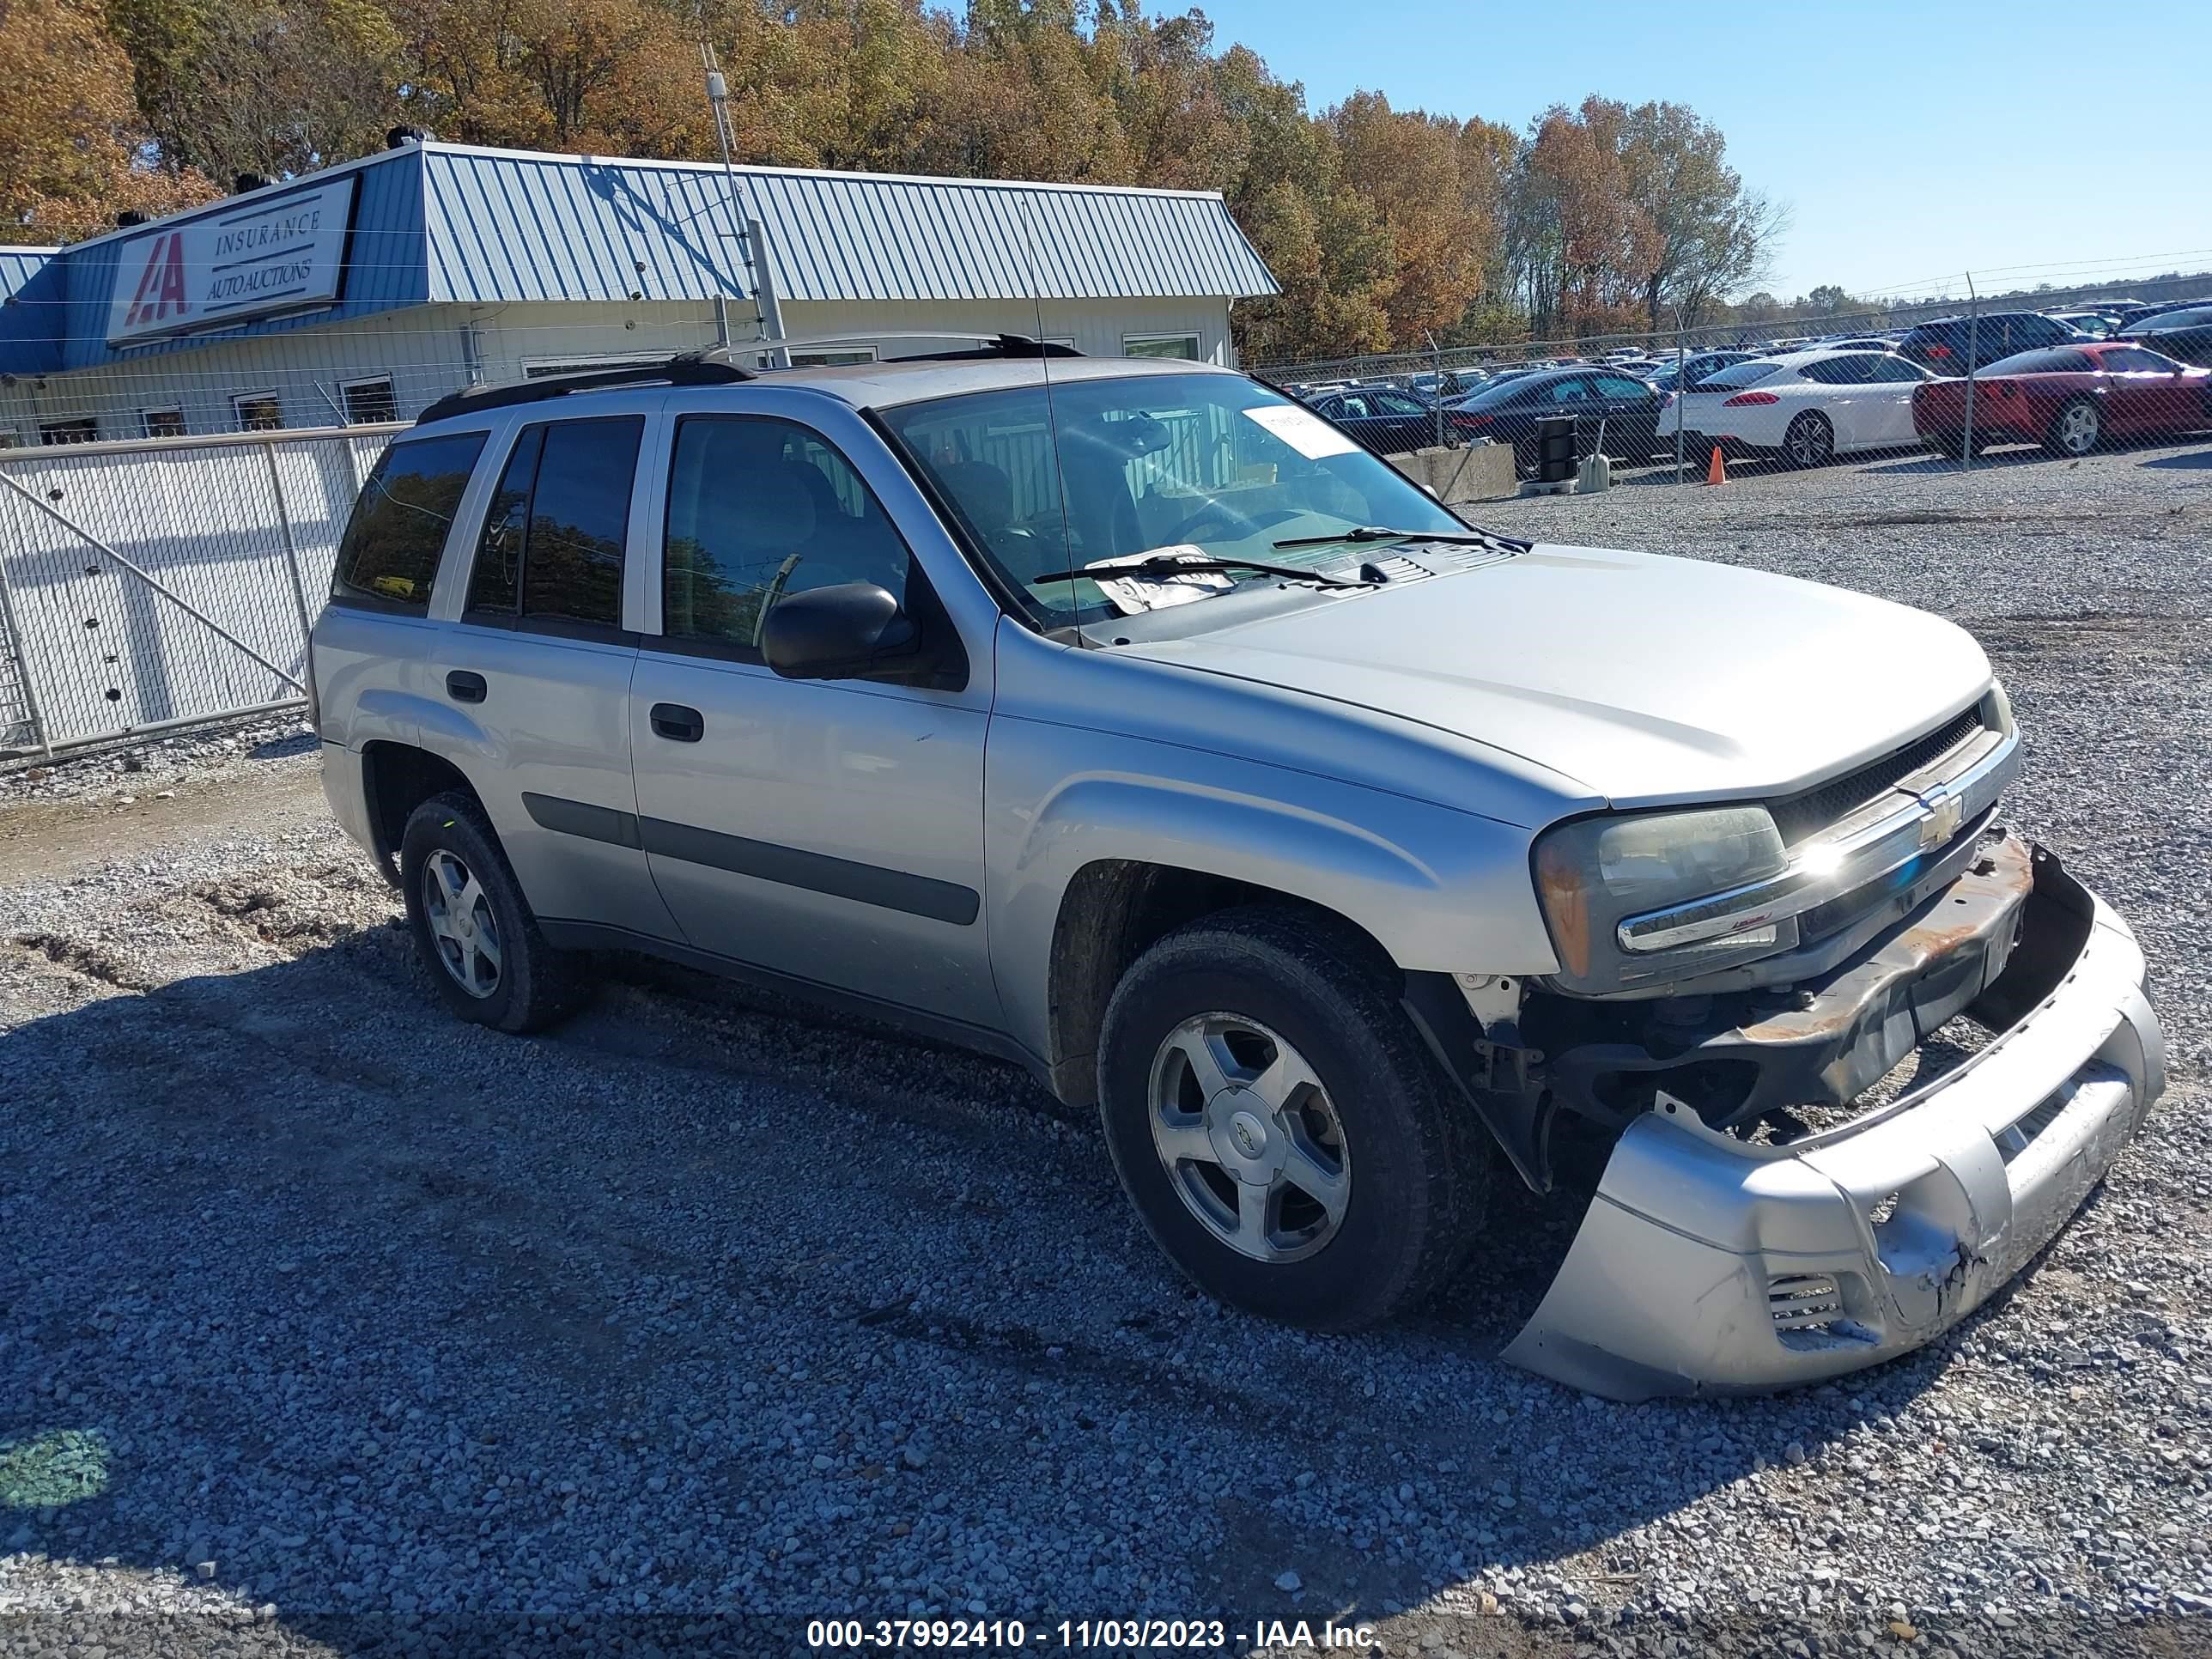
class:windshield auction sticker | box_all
[1083,550,1235,613]
[1243,403,1361,459]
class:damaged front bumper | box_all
[1502,846,2165,1401]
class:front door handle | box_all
[650,702,704,743]
[446,670,487,703]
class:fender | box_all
[987,740,1564,1077]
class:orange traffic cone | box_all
[1705,444,1726,485]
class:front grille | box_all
[1770,705,1985,844]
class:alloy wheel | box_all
[422,848,501,999]
[1785,413,1833,467]
[2058,401,2100,456]
[1146,1012,1350,1263]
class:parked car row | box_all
[1273,296,2212,475]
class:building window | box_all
[341,377,398,425]
[785,345,877,368]
[143,409,187,439]
[1122,333,1202,362]
[233,392,283,432]
[521,355,666,380]
[38,418,100,446]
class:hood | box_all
[1123,545,1993,807]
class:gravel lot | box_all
[3,440,2209,1657]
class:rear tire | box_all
[1782,410,1835,468]
[1097,907,1488,1330]
[2047,396,2101,457]
[400,792,590,1033]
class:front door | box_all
[628,408,998,1029]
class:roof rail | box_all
[752,329,1084,363]
[414,346,755,425]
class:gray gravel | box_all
[3,441,2209,1657]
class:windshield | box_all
[880,372,1467,627]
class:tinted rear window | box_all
[1982,349,2093,374]
[2137,307,2212,332]
[1698,361,1781,389]
[331,432,487,611]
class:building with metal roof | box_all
[0,137,1277,445]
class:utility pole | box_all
[1961,272,1979,474]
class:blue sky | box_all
[1187,0,2212,303]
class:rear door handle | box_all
[446,670,487,703]
[650,702,704,743]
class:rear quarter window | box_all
[331,432,488,611]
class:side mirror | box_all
[761,581,920,682]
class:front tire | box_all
[1097,908,1487,1330]
[1782,410,1835,468]
[400,792,589,1033]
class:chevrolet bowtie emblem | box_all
[1917,785,1964,850]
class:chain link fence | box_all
[0,424,398,756]
[1249,271,2212,485]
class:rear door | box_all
[627,393,999,1027]
[1859,355,1932,445]
[1589,374,1660,459]
[434,410,676,935]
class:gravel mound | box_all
[3,443,2209,1657]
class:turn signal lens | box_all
[1534,837,1592,979]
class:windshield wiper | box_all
[1027,555,1379,589]
[1272,525,1528,551]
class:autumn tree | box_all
[1,0,216,244]
[15,0,1785,358]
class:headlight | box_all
[1534,805,1791,989]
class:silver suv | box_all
[312,343,2164,1399]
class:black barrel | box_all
[1534,415,1577,483]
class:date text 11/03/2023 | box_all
[804,1617,1381,1650]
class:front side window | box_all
[1865,356,1931,382]
[2098,346,2181,374]
[1592,374,1650,398]
[879,371,1468,630]
[463,416,641,631]
[331,431,488,611]
[1543,377,1592,404]
[662,416,912,654]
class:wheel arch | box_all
[362,740,488,883]
[1042,859,1398,1108]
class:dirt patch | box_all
[0,763,326,884]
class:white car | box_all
[1664,348,1936,467]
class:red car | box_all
[1912,342,2212,458]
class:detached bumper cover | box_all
[1504,848,2164,1400]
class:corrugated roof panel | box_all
[420,146,1275,306]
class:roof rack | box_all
[412,333,1084,427]
[751,329,1084,362]
[414,347,755,425]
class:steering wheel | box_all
[1156,496,1302,547]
